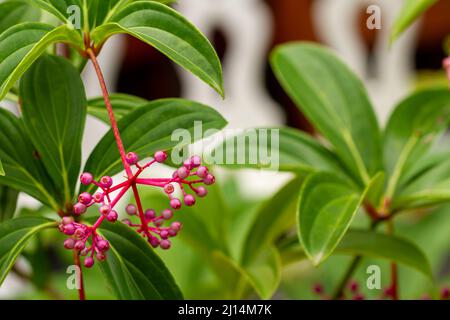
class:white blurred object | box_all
[313,0,420,124]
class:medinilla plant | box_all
[0,0,227,299]
[215,42,450,300]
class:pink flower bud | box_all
[162,209,173,220]
[64,238,75,249]
[154,151,167,163]
[99,205,111,215]
[84,257,94,268]
[196,166,208,178]
[195,186,208,197]
[97,239,109,252]
[78,192,92,205]
[100,176,113,188]
[203,174,215,185]
[164,184,174,194]
[170,198,181,210]
[73,203,87,216]
[126,152,139,165]
[145,209,156,220]
[93,192,104,203]
[80,172,93,185]
[106,210,118,222]
[126,204,137,215]
[184,194,195,206]
[177,166,190,179]
[160,239,171,250]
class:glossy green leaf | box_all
[83,98,227,193]
[213,127,344,175]
[281,230,433,279]
[0,186,19,222]
[0,1,41,34]
[271,43,382,186]
[0,217,56,285]
[96,220,183,299]
[297,172,367,265]
[0,160,3,176]
[21,55,87,205]
[0,22,84,100]
[384,89,450,197]
[87,93,147,123]
[390,0,439,44]
[91,1,224,97]
[0,108,60,210]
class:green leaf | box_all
[87,93,147,123]
[0,217,56,285]
[83,98,227,193]
[390,0,439,44]
[20,55,87,205]
[96,220,183,299]
[213,127,344,175]
[0,160,4,176]
[0,22,84,100]
[0,108,60,210]
[383,89,450,197]
[0,0,41,34]
[0,186,19,222]
[281,230,433,279]
[91,1,224,97]
[297,172,367,265]
[271,42,382,186]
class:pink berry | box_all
[195,186,207,197]
[163,184,174,194]
[93,192,104,203]
[154,151,167,163]
[183,158,192,169]
[99,205,111,215]
[97,239,109,252]
[74,240,85,251]
[84,257,94,268]
[107,210,118,222]
[126,152,139,165]
[162,209,173,220]
[153,218,163,227]
[73,203,86,216]
[75,228,85,238]
[203,174,215,185]
[160,230,169,239]
[160,239,171,250]
[149,237,160,248]
[196,166,208,178]
[96,253,106,261]
[126,204,137,215]
[170,198,181,210]
[177,166,190,179]
[78,192,92,205]
[168,229,177,237]
[145,209,156,220]
[170,222,182,231]
[62,217,73,225]
[100,176,113,188]
[184,194,195,206]
[80,172,93,185]
[64,238,75,249]
[63,224,75,235]
[190,155,201,168]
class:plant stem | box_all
[86,48,132,178]
[73,251,86,300]
[387,220,399,300]
[332,256,362,299]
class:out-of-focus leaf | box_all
[91,1,224,97]
[21,55,87,205]
[97,221,183,299]
[0,186,19,222]
[0,1,41,34]
[87,93,147,123]
[271,43,382,186]
[0,217,56,285]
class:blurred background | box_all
[2,0,450,299]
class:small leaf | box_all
[280,230,433,280]
[0,108,60,210]
[383,89,450,194]
[88,93,147,123]
[96,221,183,299]
[83,98,227,192]
[213,127,344,175]
[0,0,41,34]
[0,217,56,285]
[21,55,87,205]
[390,0,439,44]
[91,1,224,97]
[0,186,19,222]
[297,172,367,265]
[0,160,4,176]
[271,43,382,186]
[0,23,84,100]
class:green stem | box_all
[332,256,362,299]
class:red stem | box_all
[73,251,86,300]
[86,48,132,178]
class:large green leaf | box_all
[0,0,41,34]
[83,98,227,193]
[281,230,433,279]
[0,108,60,210]
[213,127,344,175]
[390,0,439,44]
[96,220,183,299]
[297,172,367,265]
[91,1,224,97]
[21,55,87,205]
[271,43,382,186]
[383,89,450,197]
[0,22,83,100]
[0,186,19,222]
[0,217,56,285]
[88,93,147,123]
